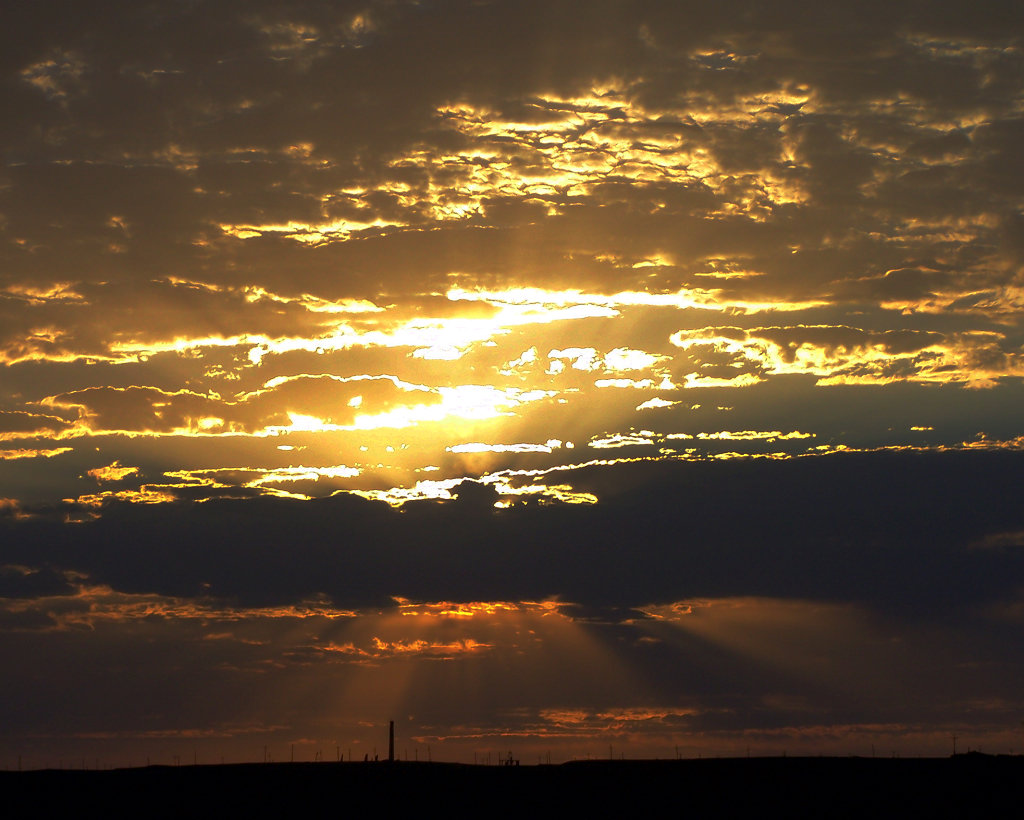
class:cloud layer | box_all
[2,0,1023,764]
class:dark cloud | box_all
[3,450,1022,619]
[2,1,1020,304]
[0,564,75,599]
[750,325,946,358]
[43,374,439,434]
[0,410,72,437]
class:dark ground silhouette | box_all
[2,754,1019,816]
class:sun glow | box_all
[351,384,555,430]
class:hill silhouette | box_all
[3,755,1020,816]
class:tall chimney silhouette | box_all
[388,721,395,762]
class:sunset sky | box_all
[3,0,1024,767]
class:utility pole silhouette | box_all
[389,720,395,762]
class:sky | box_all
[2,0,1024,767]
